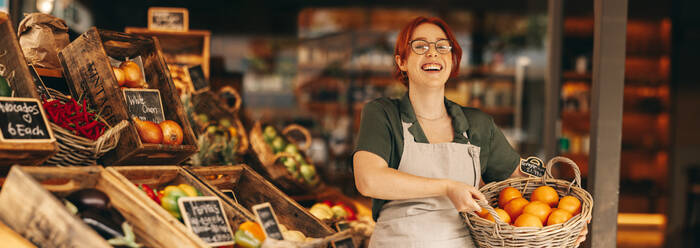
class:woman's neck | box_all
[408,83,446,120]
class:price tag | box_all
[0,97,54,142]
[27,64,52,100]
[519,156,546,177]
[122,88,165,123]
[331,237,355,248]
[251,202,283,240]
[178,196,235,247]
[188,65,209,93]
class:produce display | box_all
[132,117,184,145]
[168,64,194,96]
[308,200,375,241]
[262,125,320,187]
[192,117,241,165]
[478,185,582,228]
[42,97,107,140]
[63,189,141,248]
[0,75,10,97]
[113,61,147,89]
[136,183,201,220]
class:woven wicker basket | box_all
[249,121,320,194]
[44,88,129,166]
[463,156,594,248]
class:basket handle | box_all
[218,86,242,113]
[544,156,582,189]
[272,152,299,165]
[475,199,509,227]
[282,124,311,152]
[92,120,129,154]
[234,118,249,154]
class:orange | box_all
[485,208,511,224]
[558,196,582,215]
[531,185,559,208]
[522,201,552,224]
[498,187,522,208]
[514,213,543,228]
[239,221,266,241]
[546,208,573,226]
[476,207,489,218]
[504,197,529,220]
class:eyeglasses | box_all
[409,39,452,55]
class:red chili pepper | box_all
[138,184,161,204]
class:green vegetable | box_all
[0,75,11,97]
[294,153,305,165]
[235,229,261,248]
[300,164,316,183]
[284,144,298,155]
[219,118,232,128]
[283,158,297,172]
[263,125,277,140]
[161,186,188,219]
[271,136,285,153]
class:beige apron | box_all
[369,122,481,248]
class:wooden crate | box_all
[58,27,197,165]
[124,27,211,79]
[0,166,208,248]
[186,164,336,238]
[107,166,255,239]
[0,12,57,166]
[0,220,36,248]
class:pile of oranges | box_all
[477,186,581,228]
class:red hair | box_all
[393,16,462,86]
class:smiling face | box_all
[396,23,453,88]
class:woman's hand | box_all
[445,180,486,213]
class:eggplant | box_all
[79,209,124,240]
[66,188,110,212]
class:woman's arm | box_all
[354,151,485,212]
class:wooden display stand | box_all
[107,166,255,241]
[185,164,336,238]
[0,12,57,166]
[124,27,211,79]
[58,28,197,165]
[0,166,208,248]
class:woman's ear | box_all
[395,55,407,72]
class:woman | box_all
[353,16,587,247]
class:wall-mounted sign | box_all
[148,7,189,32]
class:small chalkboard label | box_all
[188,65,209,93]
[178,196,235,246]
[122,88,165,123]
[332,237,355,248]
[220,189,238,204]
[519,156,546,177]
[27,64,52,100]
[252,202,283,240]
[0,97,54,142]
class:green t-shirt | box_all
[354,93,520,221]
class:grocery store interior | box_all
[1,0,699,247]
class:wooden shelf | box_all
[34,67,63,78]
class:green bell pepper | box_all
[234,229,261,248]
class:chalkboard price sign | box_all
[332,237,356,248]
[122,88,165,123]
[178,196,235,246]
[27,64,52,100]
[252,202,283,240]
[519,156,546,177]
[0,97,54,142]
[188,65,209,93]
